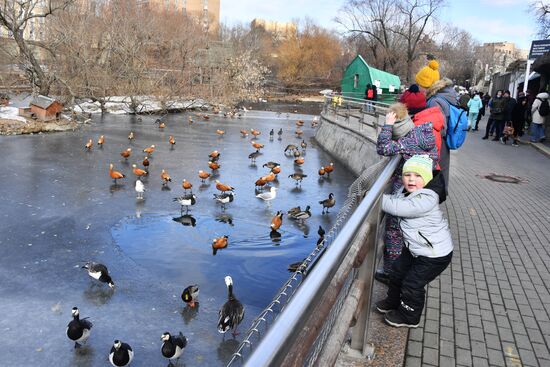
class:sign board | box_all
[529,39,550,59]
[388,84,395,93]
[374,80,381,88]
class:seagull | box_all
[135,179,145,199]
[66,307,93,349]
[256,186,277,205]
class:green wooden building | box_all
[341,55,401,101]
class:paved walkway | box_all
[404,117,550,367]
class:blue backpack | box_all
[431,97,468,149]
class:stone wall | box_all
[315,107,386,176]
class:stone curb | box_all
[529,141,550,158]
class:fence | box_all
[226,98,400,367]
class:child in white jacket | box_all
[376,155,453,328]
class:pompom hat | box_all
[415,60,440,89]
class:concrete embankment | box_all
[315,108,386,176]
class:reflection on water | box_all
[71,345,95,367]
[217,338,241,363]
[181,304,200,325]
[109,183,125,193]
[83,283,115,306]
[172,214,197,227]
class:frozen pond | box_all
[0,110,356,366]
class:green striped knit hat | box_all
[403,155,433,184]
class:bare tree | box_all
[531,1,550,39]
[0,0,74,95]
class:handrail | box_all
[243,155,402,367]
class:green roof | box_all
[341,55,401,99]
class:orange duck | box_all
[296,120,304,127]
[109,163,125,183]
[324,162,334,176]
[159,122,166,129]
[203,114,210,120]
[216,129,225,136]
[318,166,326,177]
[215,180,235,193]
[208,161,221,171]
[270,211,283,231]
[294,157,305,166]
[85,139,93,150]
[182,179,193,192]
[250,129,261,137]
[160,169,172,185]
[212,235,228,255]
[169,135,176,146]
[198,170,211,183]
[261,172,276,183]
[120,148,132,160]
[255,177,267,189]
[97,135,105,146]
[240,129,249,137]
[188,116,194,124]
[132,164,147,177]
[251,141,264,150]
[295,129,304,137]
[209,150,220,159]
[271,166,281,175]
[143,145,155,154]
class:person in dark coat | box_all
[499,90,516,142]
[483,90,505,140]
[508,96,527,146]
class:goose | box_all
[132,164,147,178]
[318,225,326,238]
[109,340,133,367]
[97,135,105,146]
[324,162,334,176]
[213,192,235,210]
[135,179,145,199]
[161,332,187,366]
[120,148,132,160]
[128,132,134,141]
[212,235,229,255]
[182,179,193,193]
[270,211,283,231]
[277,128,283,138]
[85,139,93,150]
[248,150,260,163]
[300,139,307,151]
[143,145,155,154]
[284,144,297,153]
[173,194,196,214]
[109,164,125,184]
[269,129,274,140]
[161,169,172,186]
[262,161,280,169]
[169,135,176,146]
[288,172,307,185]
[82,261,114,288]
[256,186,277,203]
[198,170,211,182]
[218,276,244,336]
[290,205,311,222]
[181,285,199,308]
[142,156,150,170]
[66,307,93,349]
[215,180,235,193]
[319,193,336,214]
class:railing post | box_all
[349,196,383,355]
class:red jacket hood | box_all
[413,107,444,132]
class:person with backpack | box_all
[530,91,549,143]
[482,90,505,141]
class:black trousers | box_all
[386,247,452,323]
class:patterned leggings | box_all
[383,175,404,272]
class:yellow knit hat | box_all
[415,60,440,89]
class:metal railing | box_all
[226,153,401,366]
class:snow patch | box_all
[0,107,27,123]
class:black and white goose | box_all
[218,276,245,337]
[290,205,312,222]
[66,307,93,349]
[109,340,134,367]
[262,161,280,169]
[319,193,336,214]
[161,332,187,366]
[173,194,197,214]
[277,128,283,139]
[83,262,114,288]
[269,129,274,140]
[248,150,260,164]
[213,192,235,210]
[181,284,199,308]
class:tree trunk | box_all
[12,30,50,95]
